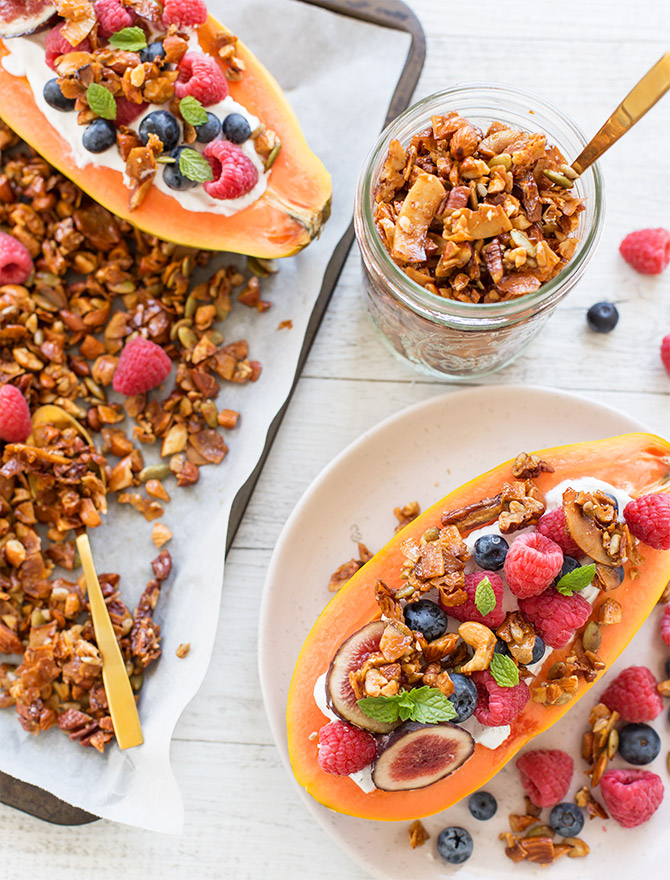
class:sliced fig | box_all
[372,721,475,791]
[325,620,398,734]
[0,0,56,38]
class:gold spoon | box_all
[29,406,143,750]
[572,51,670,174]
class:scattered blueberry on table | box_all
[617,723,661,765]
[468,791,497,820]
[587,302,619,333]
[437,826,473,864]
[549,802,585,837]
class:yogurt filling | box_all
[312,477,632,794]
[1,31,269,216]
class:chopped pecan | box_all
[511,452,554,479]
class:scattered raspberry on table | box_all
[471,670,530,727]
[112,336,172,396]
[516,749,573,808]
[518,587,591,648]
[624,493,670,550]
[620,228,670,275]
[504,532,563,599]
[600,665,663,722]
[600,769,664,827]
[317,721,376,775]
[0,385,32,443]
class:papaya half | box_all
[0,15,331,257]
[286,433,670,821]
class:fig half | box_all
[0,0,56,38]
[325,620,398,734]
[372,721,475,791]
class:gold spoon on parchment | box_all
[28,405,143,750]
[571,51,670,174]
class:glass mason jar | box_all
[354,83,604,380]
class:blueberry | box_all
[587,302,619,333]
[162,146,197,191]
[403,599,447,642]
[473,534,509,571]
[139,110,180,152]
[549,802,584,837]
[603,492,619,515]
[553,555,580,586]
[529,635,546,665]
[82,119,117,153]
[222,112,252,144]
[436,826,473,865]
[494,638,512,658]
[140,41,166,63]
[617,723,661,765]
[194,111,222,143]
[448,673,478,723]
[43,78,75,111]
[468,791,497,820]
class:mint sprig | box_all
[474,576,496,617]
[358,686,457,725]
[179,96,209,127]
[489,652,519,687]
[556,563,596,596]
[108,26,148,52]
[86,83,116,120]
[179,148,214,183]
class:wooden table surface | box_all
[3,1,670,877]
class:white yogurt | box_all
[1,32,269,215]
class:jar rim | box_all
[356,82,605,319]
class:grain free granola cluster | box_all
[374,113,584,303]
[0,120,274,750]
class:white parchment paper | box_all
[0,0,409,833]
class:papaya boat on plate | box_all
[0,0,331,256]
[286,433,670,821]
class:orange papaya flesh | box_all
[0,15,331,257]
[286,433,670,821]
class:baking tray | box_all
[0,0,425,826]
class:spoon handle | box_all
[572,51,670,174]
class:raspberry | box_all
[162,0,208,28]
[624,493,670,550]
[175,52,228,106]
[0,385,32,443]
[600,769,664,827]
[203,140,259,201]
[115,97,147,127]
[94,0,135,38]
[503,532,563,599]
[536,508,581,557]
[317,720,376,775]
[112,336,172,396]
[45,23,91,71]
[445,571,505,628]
[516,749,573,808]
[620,228,670,275]
[600,666,663,722]
[661,604,670,647]
[518,587,591,648]
[0,231,34,285]
[471,670,530,726]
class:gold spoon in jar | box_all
[571,51,670,174]
[28,405,143,750]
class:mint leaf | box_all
[489,653,519,687]
[556,563,596,596]
[108,26,148,52]
[357,694,400,724]
[474,576,496,617]
[179,147,214,183]
[86,83,116,120]
[409,687,457,724]
[397,690,414,722]
[179,96,209,127]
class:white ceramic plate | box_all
[259,385,669,880]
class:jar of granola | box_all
[354,84,604,379]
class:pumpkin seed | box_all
[510,229,536,257]
[559,163,579,180]
[139,464,171,482]
[169,316,193,341]
[184,294,198,320]
[130,673,143,691]
[83,377,105,401]
[31,608,46,627]
[156,155,176,164]
[200,400,218,428]
[607,727,619,759]
[177,325,197,350]
[394,585,415,600]
[488,153,512,170]
[543,168,573,188]
[264,141,282,170]
[582,620,602,653]
[422,526,440,542]
[524,825,555,839]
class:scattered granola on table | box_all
[374,113,584,302]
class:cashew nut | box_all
[457,621,496,673]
